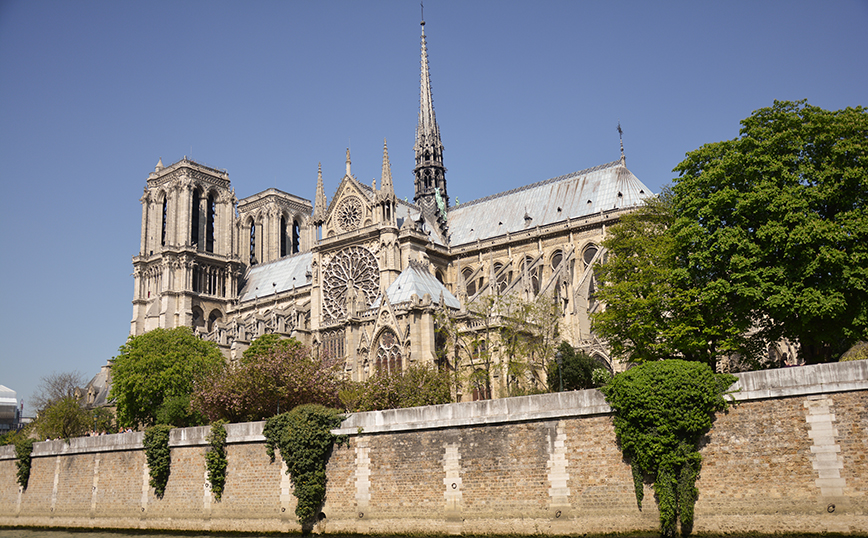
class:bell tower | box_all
[131,158,243,336]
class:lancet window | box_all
[206,192,216,252]
[375,329,402,374]
[160,197,168,247]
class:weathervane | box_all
[617,121,625,161]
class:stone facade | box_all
[127,20,653,399]
[2,362,866,534]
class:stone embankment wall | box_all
[1,361,866,535]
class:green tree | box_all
[111,327,224,428]
[672,101,868,363]
[547,341,604,392]
[36,396,96,440]
[593,193,752,369]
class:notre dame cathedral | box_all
[130,20,652,400]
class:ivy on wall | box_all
[600,360,736,538]
[14,438,35,490]
[263,405,346,527]
[205,420,228,501]
[143,424,173,498]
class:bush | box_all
[339,363,452,412]
[193,337,343,422]
[205,421,228,501]
[263,405,346,527]
[143,424,173,498]
[600,360,736,537]
[840,341,868,362]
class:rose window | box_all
[336,196,363,232]
[323,246,379,320]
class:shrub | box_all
[339,363,451,412]
[600,360,736,537]
[143,424,173,498]
[263,405,346,527]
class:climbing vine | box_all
[143,424,173,498]
[600,360,736,538]
[14,438,35,490]
[263,405,346,527]
[205,420,228,501]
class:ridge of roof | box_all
[448,159,621,212]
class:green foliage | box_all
[263,405,346,527]
[672,101,868,364]
[591,367,613,387]
[36,396,110,440]
[192,337,343,423]
[600,360,736,537]
[593,191,746,370]
[547,341,605,392]
[205,420,228,501]
[111,327,224,428]
[143,424,173,498]
[241,333,302,364]
[499,293,561,396]
[339,363,452,412]
[840,341,868,362]
[14,438,35,490]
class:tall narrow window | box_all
[280,216,288,257]
[191,189,201,247]
[206,193,216,252]
[249,221,257,265]
[160,198,168,247]
[292,219,300,254]
[375,329,402,374]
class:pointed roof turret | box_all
[380,138,394,197]
[312,163,327,225]
[345,148,352,177]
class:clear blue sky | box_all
[1,0,865,414]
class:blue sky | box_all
[1,0,866,414]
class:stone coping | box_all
[2,360,864,460]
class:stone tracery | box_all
[323,246,379,321]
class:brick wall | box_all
[1,361,866,535]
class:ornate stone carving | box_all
[323,246,379,320]
[336,196,363,232]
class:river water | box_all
[0,529,841,538]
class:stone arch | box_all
[374,327,403,375]
[191,305,205,331]
[207,309,223,332]
[462,267,476,296]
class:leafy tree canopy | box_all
[546,341,607,392]
[672,100,868,363]
[111,327,224,428]
[36,396,115,440]
[192,335,342,423]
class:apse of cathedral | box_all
[130,19,652,398]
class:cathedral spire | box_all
[381,138,394,197]
[345,148,352,177]
[617,122,626,165]
[312,162,327,225]
[413,18,449,240]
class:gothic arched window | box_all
[206,192,216,253]
[160,197,168,247]
[280,215,288,257]
[249,220,257,266]
[191,188,202,247]
[375,329,402,375]
[293,219,300,254]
